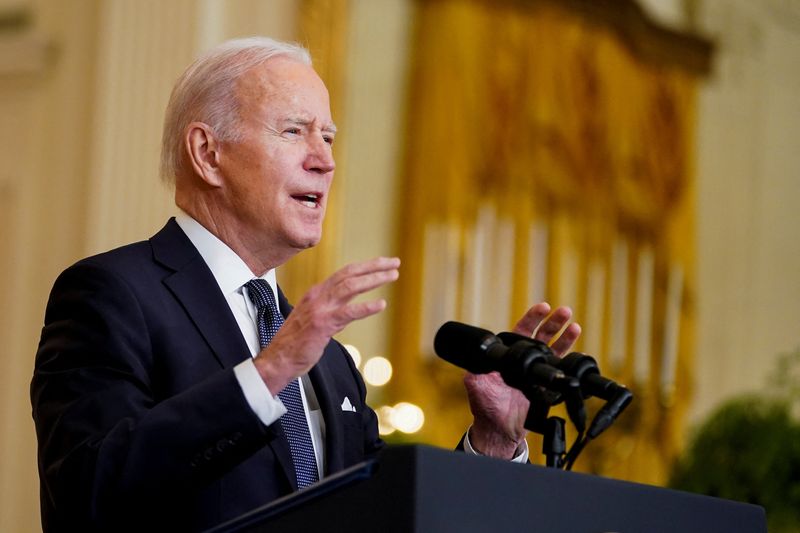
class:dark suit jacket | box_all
[31,218,383,531]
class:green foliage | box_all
[669,349,800,532]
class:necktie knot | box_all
[245,278,276,312]
[245,279,283,349]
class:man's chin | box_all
[293,232,322,250]
[282,224,323,252]
[300,238,320,249]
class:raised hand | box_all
[254,256,400,393]
[464,303,581,458]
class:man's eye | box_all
[284,128,301,135]
[323,135,334,145]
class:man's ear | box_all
[185,122,223,187]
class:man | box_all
[31,37,580,531]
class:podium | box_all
[210,445,766,532]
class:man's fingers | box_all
[533,306,573,343]
[332,268,399,302]
[330,256,400,283]
[549,322,582,356]
[512,303,581,355]
[320,257,399,304]
[337,299,387,324]
[512,302,551,336]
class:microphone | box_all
[433,322,576,393]
[495,331,559,366]
[497,332,586,432]
[433,321,505,375]
[586,387,633,439]
[556,353,627,401]
[557,353,633,439]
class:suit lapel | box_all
[151,219,299,489]
[310,350,345,474]
[151,219,250,370]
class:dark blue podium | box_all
[209,445,767,532]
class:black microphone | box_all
[557,353,627,401]
[497,332,587,433]
[433,321,506,375]
[586,387,633,439]
[495,331,559,366]
[558,353,633,438]
[433,322,575,392]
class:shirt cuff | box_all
[233,359,287,426]
[463,426,529,463]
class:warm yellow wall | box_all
[691,0,800,423]
[0,2,100,529]
[1,0,799,530]
[333,0,412,367]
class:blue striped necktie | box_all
[245,278,319,489]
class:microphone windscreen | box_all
[497,332,557,363]
[433,321,501,374]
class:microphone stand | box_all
[522,377,591,469]
[523,388,568,469]
[542,417,566,468]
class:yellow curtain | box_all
[391,0,705,485]
[277,0,350,300]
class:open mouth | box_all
[291,193,322,209]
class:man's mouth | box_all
[291,193,322,209]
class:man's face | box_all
[217,57,336,261]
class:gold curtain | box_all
[277,0,350,300]
[390,0,708,485]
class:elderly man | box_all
[31,37,579,531]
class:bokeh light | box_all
[376,405,396,435]
[363,356,392,387]
[343,344,362,368]
[390,402,425,434]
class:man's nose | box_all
[304,135,336,174]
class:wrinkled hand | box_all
[254,257,400,394]
[464,303,581,458]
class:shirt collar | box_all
[174,211,278,301]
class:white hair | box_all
[159,36,312,184]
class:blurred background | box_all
[1,0,798,530]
